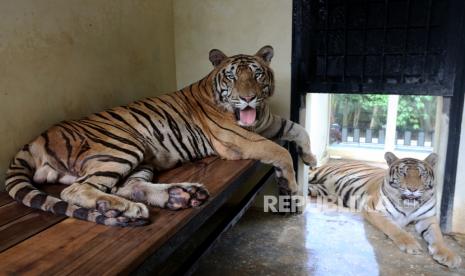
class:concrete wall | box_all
[172,0,293,207]
[0,0,177,189]
[173,0,293,118]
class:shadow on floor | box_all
[193,202,465,276]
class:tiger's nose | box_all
[408,187,418,192]
[240,96,256,102]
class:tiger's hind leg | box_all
[112,165,210,210]
[61,182,149,219]
[60,164,149,220]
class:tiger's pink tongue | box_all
[240,107,256,125]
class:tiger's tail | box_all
[5,145,148,227]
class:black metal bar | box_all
[422,0,434,82]
[321,51,444,57]
[302,81,451,96]
[313,25,441,32]
[440,0,465,231]
[343,1,348,82]
[291,0,303,124]
[290,0,304,170]
[324,0,329,81]
[380,0,389,83]
[361,0,369,83]
[400,0,411,83]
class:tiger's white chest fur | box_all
[376,186,437,227]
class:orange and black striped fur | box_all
[309,152,461,268]
[5,46,317,227]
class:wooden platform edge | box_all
[182,167,274,276]
[132,161,273,276]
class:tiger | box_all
[308,152,461,268]
[5,46,317,227]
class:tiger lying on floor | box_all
[5,46,317,227]
[309,152,461,268]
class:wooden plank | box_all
[85,158,257,275]
[0,193,13,207]
[0,157,219,256]
[0,212,65,252]
[0,201,33,227]
[0,157,257,275]
[0,184,69,252]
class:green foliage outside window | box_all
[331,94,436,132]
[397,96,436,131]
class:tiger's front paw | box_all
[393,234,422,255]
[277,177,298,196]
[429,244,462,268]
[166,183,210,210]
[300,151,317,168]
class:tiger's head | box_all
[384,152,438,208]
[208,46,275,127]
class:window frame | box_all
[291,0,465,231]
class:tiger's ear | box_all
[209,49,227,67]
[255,45,274,64]
[384,152,398,165]
[424,153,438,167]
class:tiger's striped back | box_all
[308,160,385,209]
[5,91,218,226]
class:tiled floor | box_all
[194,203,465,276]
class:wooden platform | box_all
[0,157,273,275]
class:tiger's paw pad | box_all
[429,245,462,268]
[166,185,210,210]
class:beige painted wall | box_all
[173,0,293,118]
[0,0,176,189]
[173,0,293,207]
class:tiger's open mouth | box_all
[401,194,420,200]
[401,194,421,207]
[234,107,259,126]
[402,198,420,208]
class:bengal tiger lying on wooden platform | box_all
[5,46,316,227]
[309,153,461,268]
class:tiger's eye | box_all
[225,72,235,80]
